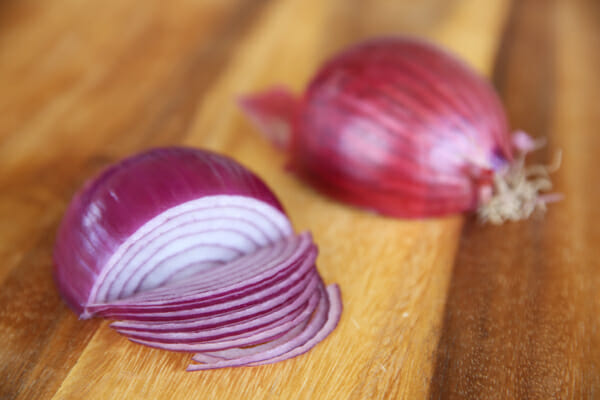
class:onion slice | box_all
[187,283,341,371]
[53,147,342,370]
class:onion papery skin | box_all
[53,147,341,370]
[240,37,515,218]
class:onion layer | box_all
[53,147,341,370]
[240,37,557,223]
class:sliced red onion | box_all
[90,249,315,322]
[128,291,322,353]
[90,196,293,307]
[187,283,341,371]
[53,147,342,371]
[100,258,316,322]
[190,322,309,364]
[111,279,319,336]
[248,284,342,366]
[193,286,328,362]
[87,233,313,313]
[117,276,320,346]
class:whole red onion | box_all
[240,37,556,222]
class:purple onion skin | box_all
[241,37,515,218]
[53,148,286,316]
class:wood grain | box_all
[0,0,597,398]
[430,0,600,398]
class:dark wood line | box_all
[428,0,559,398]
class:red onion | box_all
[240,37,558,223]
[53,147,341,370]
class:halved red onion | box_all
[240,37,558,223]
[53,147,342,370]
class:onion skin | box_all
[240,37,517,218]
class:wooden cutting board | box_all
[1,0,598,398]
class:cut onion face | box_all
[53,147,342,371]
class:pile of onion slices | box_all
[53,147,341,371]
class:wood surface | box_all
[0,0,598,398]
